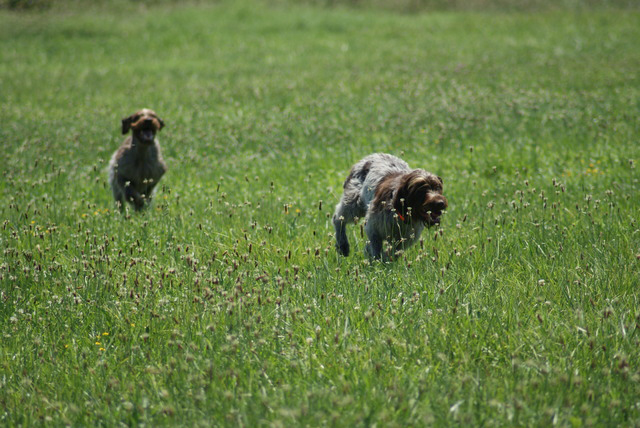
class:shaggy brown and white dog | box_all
[333,153,447,260]
[108,109,167,211]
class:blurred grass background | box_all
[1,0,639,425]
[3,0,639,11]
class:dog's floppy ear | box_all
[437,176,443,186]
[393,179,410,219]
[157,116,165,131]
[121,113,138,135]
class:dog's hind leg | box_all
[333,202,352,257]
[333,191,368,257]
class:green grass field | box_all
[1,0,639,425]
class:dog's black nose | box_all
[431,200,447,212]
[143,118,153,124]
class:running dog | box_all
[108,109,167,211]
[333,153,447,260]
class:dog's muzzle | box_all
[140,129,155,142]
[423,198,447,225]
[138,119,157,143]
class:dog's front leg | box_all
[118,177,144,210]
[365,233,383,260]
[143,181,158,207]
[112,188,125,211]
[128,192,145,211]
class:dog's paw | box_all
[336,242,350,257]
[133,199,145,211]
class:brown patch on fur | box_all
[370,172,404,212]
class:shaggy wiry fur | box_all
[108,109,167,211]
[333,153,447,260]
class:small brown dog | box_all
[333,153,447,260]
[108,109,167,211]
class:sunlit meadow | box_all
[1,0,639,425]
